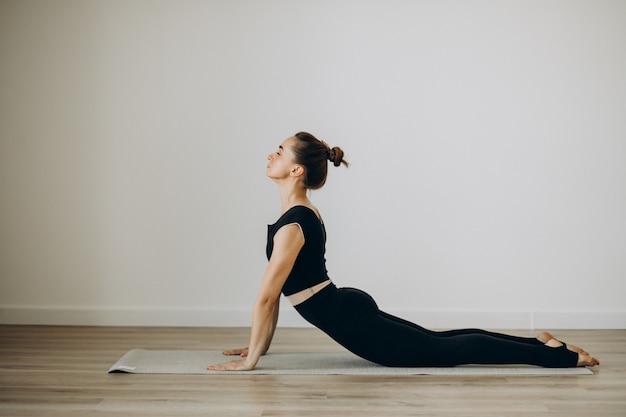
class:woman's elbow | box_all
[255,294,279,310]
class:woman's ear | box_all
[290,165,304,178]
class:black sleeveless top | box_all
[266,205,329,296]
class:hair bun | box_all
[328,146,346,167]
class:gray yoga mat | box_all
[108,349,593,375]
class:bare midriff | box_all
[286,279,332,306]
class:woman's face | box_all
[266,136,300,181]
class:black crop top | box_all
[266,205,329,296]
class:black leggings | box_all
[294,285,578,368]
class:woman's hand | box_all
[206,358,255,371]
[222,347,249,357]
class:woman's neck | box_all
[278,183,309,213]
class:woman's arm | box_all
[206,224,303,371]
[263,299,280,355]
[222,301,279,357]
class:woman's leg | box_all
[309,287,586,368]
[378,311,590,355]
[378,311,544,345]
[326,290,578,367]
[365,311,580,367]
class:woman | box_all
[207,132,599,371]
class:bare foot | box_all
[577,353,600,367]
[539,335,600,367]
[537,331,588,355]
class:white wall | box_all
[1,0,625,329]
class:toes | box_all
[576,354,600,367]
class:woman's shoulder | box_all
[272,205,321,227]
[289,204,320,216]
[282,205,320,222]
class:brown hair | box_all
[291,132,349,190]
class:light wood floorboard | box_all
[0,325,624,416]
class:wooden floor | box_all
[0,325,624,416]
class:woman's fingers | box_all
[206,359,254,371]
[222,347,249,357]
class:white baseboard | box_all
[1,306,624,329]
